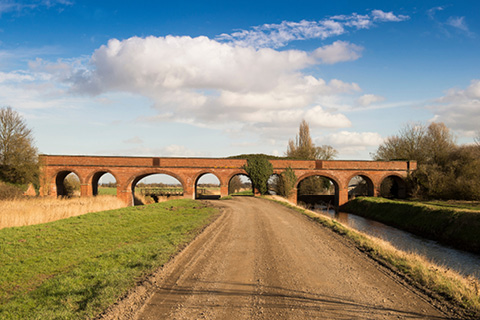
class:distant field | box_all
[0,199,217,319]
[98,187,117,195]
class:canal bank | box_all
[340,197,480,255]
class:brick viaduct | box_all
[39,155,416,207]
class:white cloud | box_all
[312,41,363,64]
[216,10,409,49]
[356,94,385,107]
[317,131,384,157]
[0,0,72,14]
[32,35,362,132]
[428,79,480,133]
[371,10,409,22]
[123,136,143,144]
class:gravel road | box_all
[132,197,448,319]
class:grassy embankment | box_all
[0,199,218,319]
[341,197,480,255]
[266,196,480,319]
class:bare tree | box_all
[372,122,455,165]
[286,120,337,160]
[0,107,38,184]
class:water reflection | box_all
[314,205,480,280]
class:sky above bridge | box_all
[1,0,479,160]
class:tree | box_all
[243,155,273,195]
[228,175,243,194]
[286,119,337,160]
[275,166,297,197]
[286,120,337,196]
[372,122,456,165]
[0,107,38,184]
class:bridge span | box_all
[39,155,416,206]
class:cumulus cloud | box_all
[317,131,384,157]
[428,79,480,133]
[31,35,361,132]
[312,41,363,64]
[16,10,409,141]
[217,10,409,48]
[356,94,385,107]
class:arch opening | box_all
[297,175,339,209]
[267,174,281,195]
[228,174,253,196]
[55,171,80,198]
[132,173,183,205]
[92,172,117,196]
[348,175,374,199]
[380,175,407,199]
[195,173,221,200]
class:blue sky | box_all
[1,0,479,160]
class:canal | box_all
[313,205,480,280]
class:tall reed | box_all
[0,196,126,229]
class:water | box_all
[313,205,480,280]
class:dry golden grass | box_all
[0,196,126,229]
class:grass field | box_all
[0,199,217,319]
[418,200,480,211]
[97,187,117,196]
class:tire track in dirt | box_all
[133,197,449,319]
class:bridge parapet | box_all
[39,154,415,207]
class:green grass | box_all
[265,197,480,319]
[0,199,217,319]
[97,187,117,196]
[231,190,254,196]
[341,197,480,254]
[417,200,480,211]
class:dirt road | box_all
[135,197,448,319]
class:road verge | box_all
[264,195,480,319]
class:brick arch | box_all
[52,169,83,198]
[295,172,343,190]
[379,173,408,199]
[226,171,253,195]
[127,170,186,190]
[345,172,376,197]
[87,170,118,196]
[193,171,222,199]
[226,170,250,184]
[193,170,222,186]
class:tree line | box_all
[372,122,480,200]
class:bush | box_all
[0,182,24,200]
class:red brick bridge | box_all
[39,155,416,206]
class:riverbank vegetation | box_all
[0,199,217,319]
[267,196,480,319]
[373,122,480,200]
[341,197,480,255]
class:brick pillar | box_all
[338,188,349,207]
[220,184,229,198]
[118,188,133,206]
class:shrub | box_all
[0,182,24,200]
